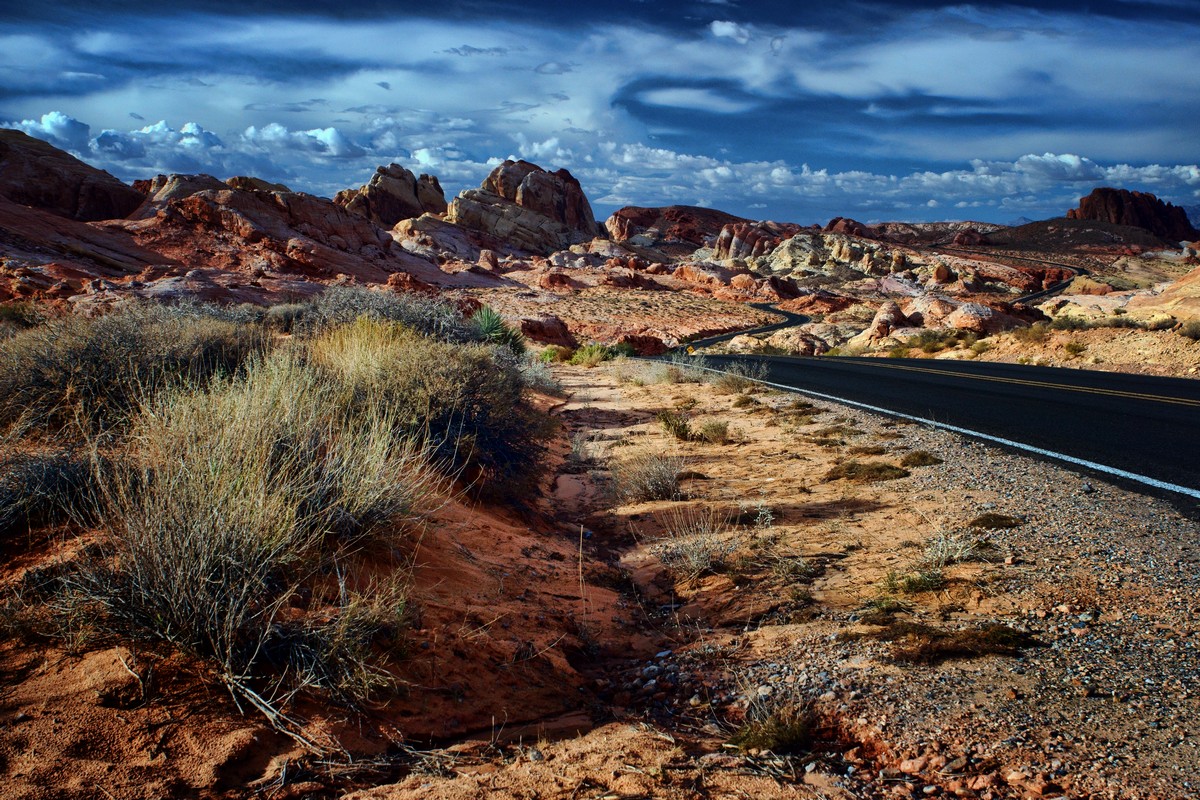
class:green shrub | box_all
[264,303,308,333]
[568,343,614,367]
[1178,321,1200,341]
[538,345,574,363]
[657,409,692,441]
[0,304,267,434]
[471,306,526,356]
[711,361,767,393]
[1063,340,1087,357]
[1012,322,1050,343]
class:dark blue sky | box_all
[2,0,1198,223]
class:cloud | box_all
[709,20,750,44]
[242,123,364,158]
[9,111,92,151]
[534,61,574,75]
[637,87,756,113]
[443,45,509,56]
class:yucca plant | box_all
[472,306,526,355]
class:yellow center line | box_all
[852,361,1200,408]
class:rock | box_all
[900,756,928,775]
[334,163,447,228]
[605,205,749,254]
[713,220,805,261]
[902,295,960,327]
[863,301,910,340]
[518,314,575,347]
[225,176,291,193]
[931,261,955,284]
[1068,188,1198,242]
[944,302,1026,334]
[477,249,500,270]
[615,333,667,356]
[0,128,144,221]
[824,216,875,238]
[446,160,599,255]
[538,269,575,290]
[952,228,986,246]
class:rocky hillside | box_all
[1067,187,1198,243]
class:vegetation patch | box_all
[825,460,910,483]
[613,447,686,502]
[844,621,1042,665]
[968,513,1024,529]
[900,450,943,467]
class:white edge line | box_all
[683,362,1200,502]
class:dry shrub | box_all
[845,621,1041,664]
[710,361,767,393]
[695,420,730,444]
[900,450,943,467]
[70,350,439,704]
[0,304,266,434]
[613,447,685,502]
[296,286,476,342]
[0,450,99,539]
[824,460,910,482]
[310,317,551,496]
[652,505,737,583]
[657,409,692,441]
[968,512,1024,529]
[728,673,816,754]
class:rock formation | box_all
[0,128,143,221]
[713,220,806,261]
[446,160,598,255]
[1067,188,1199,242]
[605,206,748,254]
[334,164,447,229]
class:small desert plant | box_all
[264,302,308,333]
[731,394,758,409]
[917,530,990,570]
[900,450,943,467]
[695,420,730,445]
[0,302,44,329]
[883,568,945,594]
[1063,340,1087,357]
[612,447,685,502]
[825,460,910,482]
[657,409,693,441]
[970,340,992,355]
[652,505,737,583]
[849,445,887,456]
[517,357,564,395]
[568,343,614,367]
[728,674,816,754]
[471,306,526,355]
[843,621,1041,664]
[537,344,574,363]
[1012,322,1050,343]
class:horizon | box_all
[2,0,1198,225]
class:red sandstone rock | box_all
[334,163,446,229]
[952,228,986,246]
[605,205,748,252]
[614,333,667,356]
[517,314,575,347]
[823,217,875,238]
[538,269,574,290]
[1067,188,1198,242]
[0,129,143,221]
[713,221,804,260]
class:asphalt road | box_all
[695,353,1200,498]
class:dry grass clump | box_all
[69,349,439,707]
[824,460,910,482]
[613,447,686,501]
[0,450,99,539]
[728,675,816,754]
[695,420,730,444]
[309,317,551,496]
[900,450,943,467]
[294,286,477,342]
[1179,321,1200,341]
[845,621,1042,664]
[710,361,768,393]
[0,304,267,434]
[968,512,1024,529]
[652,505,737,583]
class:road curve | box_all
[696,353,1200,499]
[684,303,810,349]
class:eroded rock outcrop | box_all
[335,164,447,229]
[0,128,144,221]
[605,205,748,254]
[713,220,806,261]
[1068,188,1199,243]
[446,160,599,255]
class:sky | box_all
[2,0,1198,225]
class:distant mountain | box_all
[1006,216,1037,227]
[1184,205,1200,229]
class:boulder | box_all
[823,217,874,238]
[225,176,291,193]
[902,295,959,327]
[615,333,667,356]
[334,164,447,228]
[518,314,575,347]
[944,302,1026,334]
[861,301,910,340]
[1068,188,1199,242]
[0,128,144,221]
[446,160,599,255]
